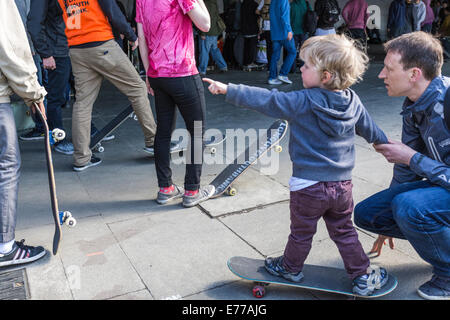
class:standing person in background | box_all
[241,0,260,68]
[342,0,369,46]
[289,0,308,72]
[198,0,228,75]
[137,0,216,207]
[27,0,74,156]
[422,0,435,32]
[259,0,273,68]
[314,0,341,36]
[388,0,407,38]
[268,0,297,85]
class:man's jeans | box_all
[354,180,450,279]
[45,56,71,131]
[198,35,227,74]
[269,39,296,80]
[0,103,20,243]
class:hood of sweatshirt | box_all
[304,88,361,137]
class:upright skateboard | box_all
[90,104,136,153]
[209,119,288,198]
[35,105,76,255]
[228,256,398,299]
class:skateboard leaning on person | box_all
[203,34,391,296]
[0,0,48,267]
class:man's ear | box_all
[410,67,423,82]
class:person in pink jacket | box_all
[421,0,435,32]
[342,0,369,47]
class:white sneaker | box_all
[268,78,282,85]
[278,75,292,84]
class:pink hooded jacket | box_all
[342,0,369,29]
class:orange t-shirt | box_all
[57,0,114,46]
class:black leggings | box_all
[148,74,206,191]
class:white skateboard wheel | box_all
[275,145,282,153]
[227,187,236,196]
[210,147,216,154]
[98,146,105,153]
[66,217,77,227]
[52,128,66,141]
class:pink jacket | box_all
[342,0,369,30]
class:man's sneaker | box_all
[182,185,215,207]
[352,266,389,296]
[54,140,74,155]
[268,78,282,85]
[417,275,450,300]
[73,155,102,172]
[264,256,304,282]
[0,240,46,267]
[19,128,45,141]
[156,184,184,204]
[278,75,293,84]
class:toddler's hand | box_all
[202,78,228,95]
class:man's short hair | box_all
[300,34,369,90]
[384,31,443,80]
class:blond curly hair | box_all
[299,34,369,91]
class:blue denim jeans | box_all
[269,39,296,80]
[0,103,20,243]
[198,35,227,74]
[354,180,450,279]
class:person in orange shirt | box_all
[56,0,157,171]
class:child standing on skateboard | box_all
[203,34,390,296]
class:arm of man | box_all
[27,0,55,69]
[1,0,46,113]
[281,0,293,39]
[98,0,138,43]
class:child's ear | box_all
[321,71,333,84]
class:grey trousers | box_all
[0,103,20,243]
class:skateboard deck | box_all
[209,119,288,198]
[90,104,135,153]
[35,105,76,255]
[170,133,226,155]
[228,256,398,299]
[243,64,265,72]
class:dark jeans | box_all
[284,181,370,279]
[354,180,450,279]
[45,56,71,130]
[148,74,206,191]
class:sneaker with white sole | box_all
[417,275,450,300]
[268,78,282,85]
[54,140,74,155]
[182,185,215,207]
[143,141,181,156]
[73,155,102,172]
[19,128,45,141]
[264,256,304,282]
[352,266,389,296]
[156,184,184,204]
[277,75,293,84]
[0,239,46,267]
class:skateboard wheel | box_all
[252,285,265,298]
[210,147,216,154]
[227,187,236,196]
[66,217,77,227]
[52,128,66,141]
[98,146,105,153]
[275,145,282,153]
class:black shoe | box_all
[0,240,46,267]
[73,155,102,172]
[19,128,45,141]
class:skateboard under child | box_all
[228,256,398,299]
[35,105,76,255]
[208,119,288,198]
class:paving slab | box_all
[107,207,260,300]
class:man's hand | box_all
[373,139,417,166]
[202,78,228,95]
[43,57,56,70]
[287,31,293,41]
[369,235,395,257]
[130,39,139,51]
[31,101,46,120]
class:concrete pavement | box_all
[2,58,449,300]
